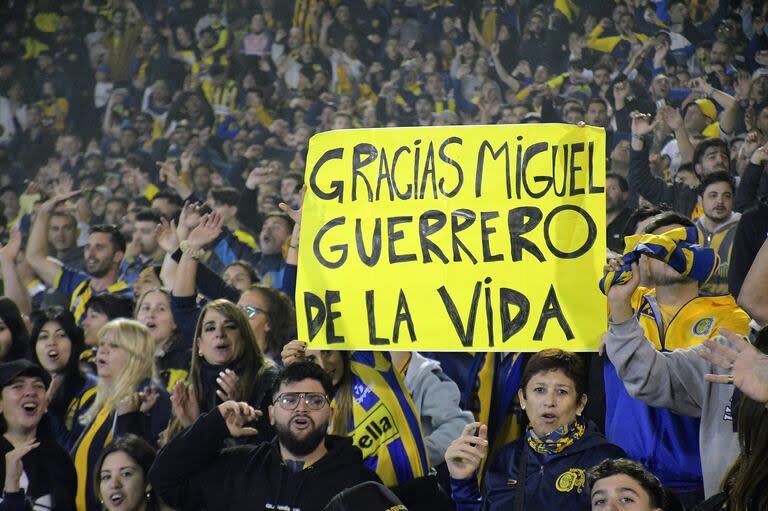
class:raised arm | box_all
[659,106,694,164]
[172,212,223,299]
[737,238,768,326]
[604,259,705,415]
[0,230,31,317]
[26,186,81,287]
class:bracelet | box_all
[289,243,299,249]
[179,240,205,260]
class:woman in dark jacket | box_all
[30,307,96,451]
[0,359,77,511]
[446,349,625,511]
[168,299,276,443]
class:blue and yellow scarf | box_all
[526,417,586,455]
[599,226,718,295]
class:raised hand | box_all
[630,111,657,137]
[218,401,262,438]
[156,217,179,253]
[699,329,768,404]
[186,211,223,251]
[0,229,22,263]
[445,422,488,480]
[604,259,640,323]
[171,380,201,427]
[659,106,683,131]
[215,369,241,402]
[281,340,307,366]
[4,438,40,492]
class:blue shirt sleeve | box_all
[56,267,89,296]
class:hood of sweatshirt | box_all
[257,434,378,510]
[694,211,741,235]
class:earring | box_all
[198,351,203,357]
[146,491,151,501]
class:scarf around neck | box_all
[526,417,586,455]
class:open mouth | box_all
[47,349,59,361]
[21,402,39,414]
[291,415,312,430]
[146,321,157,330]
[109,493,124,506]
[541,413,558,423]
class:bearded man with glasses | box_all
[150,361,381,511]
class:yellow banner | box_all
[296,124,607,351]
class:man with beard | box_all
[119,208,166,286]
[693,172,740,296]
[630,112,730,218]
[602,211,750,508]
[26,191,132,324]
[606,173,634,253]
[150,362,380,511]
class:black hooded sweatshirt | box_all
[149,407,381,511]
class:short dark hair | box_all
[521,349,586,400]
[587,98,608,110]
[271,361,334,399]
[134,208,162,224]
[697,170,734,196]
[49,210,78,227]
[89,224,127,253]
[151,190,183,208]
[693,138,729,169]
[643,211,694,234]
[84,294,135,319]
[129,197,152,210]
[622,205,666,239]
[606,173,628,192]
[209,186,240,207]
[106,197,128,209]
[225,260,259,284]
[264,213,296,232]
[587,458,666,510]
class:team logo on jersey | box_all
[555,468,585,493]
[692,318,714,336]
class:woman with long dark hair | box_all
[0,297,31,362]
[30,306,97,451]
[169,299,276,443]
[94,434,168,511]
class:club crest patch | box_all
[555,468,585,493]
[692,318,714,336]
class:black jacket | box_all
[150,407,381,511]
[0,422,76,511]
[628,147,697,217]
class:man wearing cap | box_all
[0,360,77,510]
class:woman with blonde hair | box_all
[72,318,171,511]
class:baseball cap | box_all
[692,98,717,120]
[0,360,51,389]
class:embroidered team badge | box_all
[555,468,586,493]
[692,318,714,336]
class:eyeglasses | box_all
[273,392,329,410]
[240,305,266,319]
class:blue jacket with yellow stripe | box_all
[451,422,625,511]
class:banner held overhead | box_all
[296,124,607,351]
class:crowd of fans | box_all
[1,0,768,510]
